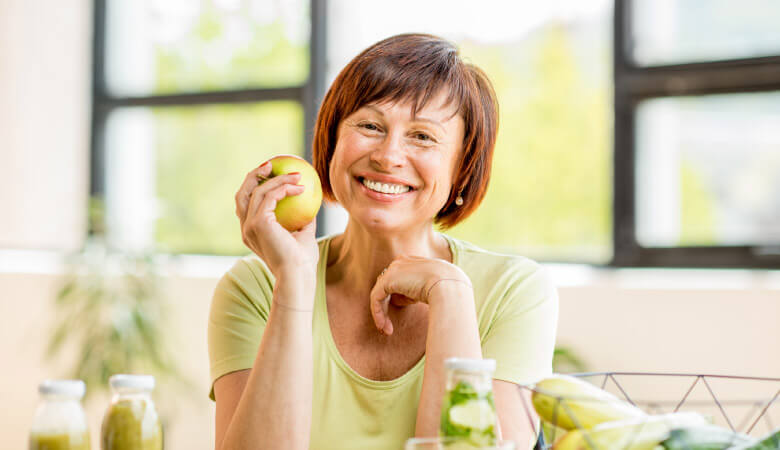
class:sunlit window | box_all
[615,0,780,267]
[95,0,313,255]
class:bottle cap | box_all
[109,374,155,391]
[444,358,496,373]
[39,379,86,398]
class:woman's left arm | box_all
[417,286,540,447]
[414,279,483,437]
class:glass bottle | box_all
[29,379,91,450]
[440,358,498,447]
[101,375,162,450]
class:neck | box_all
[326,219,450,299]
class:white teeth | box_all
[362,178,411,194]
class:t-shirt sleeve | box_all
[481,261,559,386]
[207,257,275,400]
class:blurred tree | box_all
[154,3,308,93]
[48,198,185,399]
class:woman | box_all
[209,33,558,450]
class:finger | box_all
[369,282,393,335]
[256,182,305,224]
[246,173,302,220]
[236,161,273,221]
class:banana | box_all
[532,375,646,430]
[552,412,711,450]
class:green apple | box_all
[259,154,323,231]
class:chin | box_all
[349,209,413,233]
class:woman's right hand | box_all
[235,160,319,283]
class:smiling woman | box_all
[208,33,558,450]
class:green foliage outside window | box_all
[154,5,309,93]
[448,27,612,262]
[154,102,303,255]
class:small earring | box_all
[455,195,464,206]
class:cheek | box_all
[419,153,457,190]
[329,137,361,194]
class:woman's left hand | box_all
[369,256,472,335]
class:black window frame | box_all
[89,0,328,246]
[612,0,780,268]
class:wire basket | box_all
[517,372,780,449]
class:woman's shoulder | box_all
[442,235,557,322]
[442,233,543,281]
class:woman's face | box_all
[328,91,465,233]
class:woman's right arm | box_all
[214,161,319,450]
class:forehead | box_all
[363,89,461,123]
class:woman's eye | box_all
[414,132,433,142]
[360,122,380,131]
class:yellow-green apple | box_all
[258,154,323,231]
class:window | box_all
[614,0,780,268]
[92,0,325,254]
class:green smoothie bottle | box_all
[101,375,162,450]
[29,380,91,450]
[440,358,498,448]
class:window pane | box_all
[105,102,303,255]
[328,0,613,263]
[630,0,780,66]
[105,0,309,96]
[635,92,780,247]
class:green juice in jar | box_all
[29,380,91,450]
[29,431,90,450]
[439,358,498,447]
[101,375,162,450]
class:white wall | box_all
[0,0,90,251]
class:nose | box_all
[369,131,406,171]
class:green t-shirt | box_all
[208,233,558,450]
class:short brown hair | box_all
[313,33,498,229]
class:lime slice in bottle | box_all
[448,399,496,431]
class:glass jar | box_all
[29,379,91,450]
[101,375,162,450]
[440,358,498,447]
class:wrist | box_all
[275,263,317,284]
[275,270,316,297]
[425,278,473,304]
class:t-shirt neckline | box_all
[315,233,459,390]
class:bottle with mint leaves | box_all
[440,358,498,448]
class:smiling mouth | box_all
[358,177,414,195]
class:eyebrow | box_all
[364,104,446,132]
